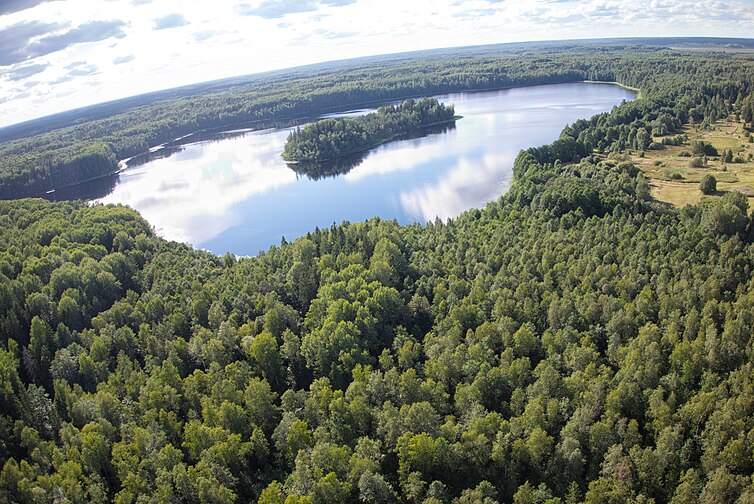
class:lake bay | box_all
[58,82,635,256]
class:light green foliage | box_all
[2,45,754,504]
[248,331,283,387]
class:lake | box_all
[56,82,635,256]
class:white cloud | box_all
[0,20,66,66]
[112,54,134,64]
[235,0,318,18]
[0,0,753,127]
[153,13,188,30]
[0,0,60,16]
[2,62,49,81]
[29,20,127,57]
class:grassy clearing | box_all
[621,118,754,207]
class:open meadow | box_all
[628,118,754,207]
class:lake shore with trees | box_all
[282,98,458,165]
[2,39,754,503]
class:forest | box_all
[1,42,754,503]
[282,98,456,163]
[0,40,753,198]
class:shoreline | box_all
[583,80,643,99]
[282,116,460,165]
[37,81,636,197]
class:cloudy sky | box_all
[0,0,752,128]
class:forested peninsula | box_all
[3,40,754,503]
[282,98,457,163]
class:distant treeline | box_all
[282,98,456,163]
[0,42,752,198]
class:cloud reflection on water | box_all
[400,151,518,222]
[98,129,298,244]
[343,131,458,182]
[88,83,635,255]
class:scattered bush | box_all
[678,150,691,157]
[700,174,717,194]
[661,134,686,146]
[691,139,718,156]
[662,168,683,180]
[689,157,706,168]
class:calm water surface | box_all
[65,83,635,255]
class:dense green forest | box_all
[286,122,457,181]
[282,98,456,163]
[2,43,754,503]
[2,40,754,198]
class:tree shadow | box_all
[286,122,457,180]
[42,173,120,201]
[288,153,368,180]
[125,146,186,168]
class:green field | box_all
[627,119,754,207]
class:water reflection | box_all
[125,146,186,169]
[99,128,298,245]
[400,152,517,221]
[289,123,456,180]
[288,153,367,181]
[57,83,634,255]
[45,174,119,202]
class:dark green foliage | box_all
[282,98,456,163]
[690,140,718,157]
[4,41,754,198]
[661,134,686,146]
[701,191,748,236]
[700,174,716,194]
[2,44,754,503]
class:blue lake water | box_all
[72,83,634,256]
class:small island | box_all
[282,97,458,163]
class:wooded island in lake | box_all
[281,98,457,163]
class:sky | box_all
[0,0,752,128]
